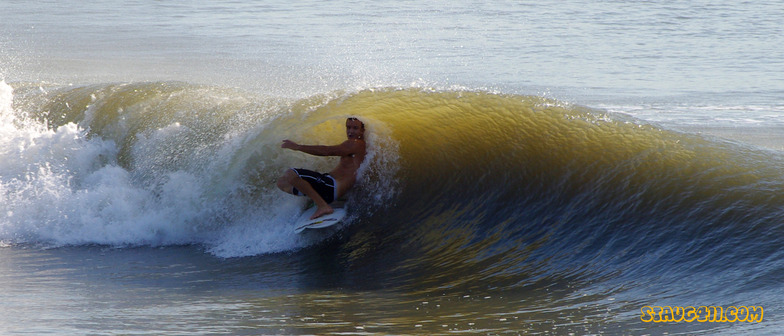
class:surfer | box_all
[277,117,366,219]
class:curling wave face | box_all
[2,82,783,279]
[324,88,784,301]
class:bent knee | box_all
[280,169,298,182]
[276,176,291,192]
[276,170,298,192]
[276,177,288,191]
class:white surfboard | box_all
[294,206,347,233]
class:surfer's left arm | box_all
[281,139,360,157]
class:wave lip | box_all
[2,82,783,266]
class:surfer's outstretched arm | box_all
[281,139,361,157]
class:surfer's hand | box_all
[281,139,299,150]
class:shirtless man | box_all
[276,117,366,219]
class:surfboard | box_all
[294,205,347,233]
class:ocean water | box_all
[1,1,783,335]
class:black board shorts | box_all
[290,168,337,204]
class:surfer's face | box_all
[346,119,365,139]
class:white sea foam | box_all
[0,82,226,248]
[0,81,399,256]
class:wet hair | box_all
[347,117,365,129]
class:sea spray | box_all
[0,82,402,255]
[3,82,783,264]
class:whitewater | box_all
[2,1,783,335]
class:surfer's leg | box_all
[277,169,334,219]
[276,169,298,195]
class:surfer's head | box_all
[346,117,365,140]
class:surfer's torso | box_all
[329,138,366,198]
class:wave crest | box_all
[2,82,783,261]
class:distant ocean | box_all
[1,1,782,334]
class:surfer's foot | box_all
[310,205,334,220]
